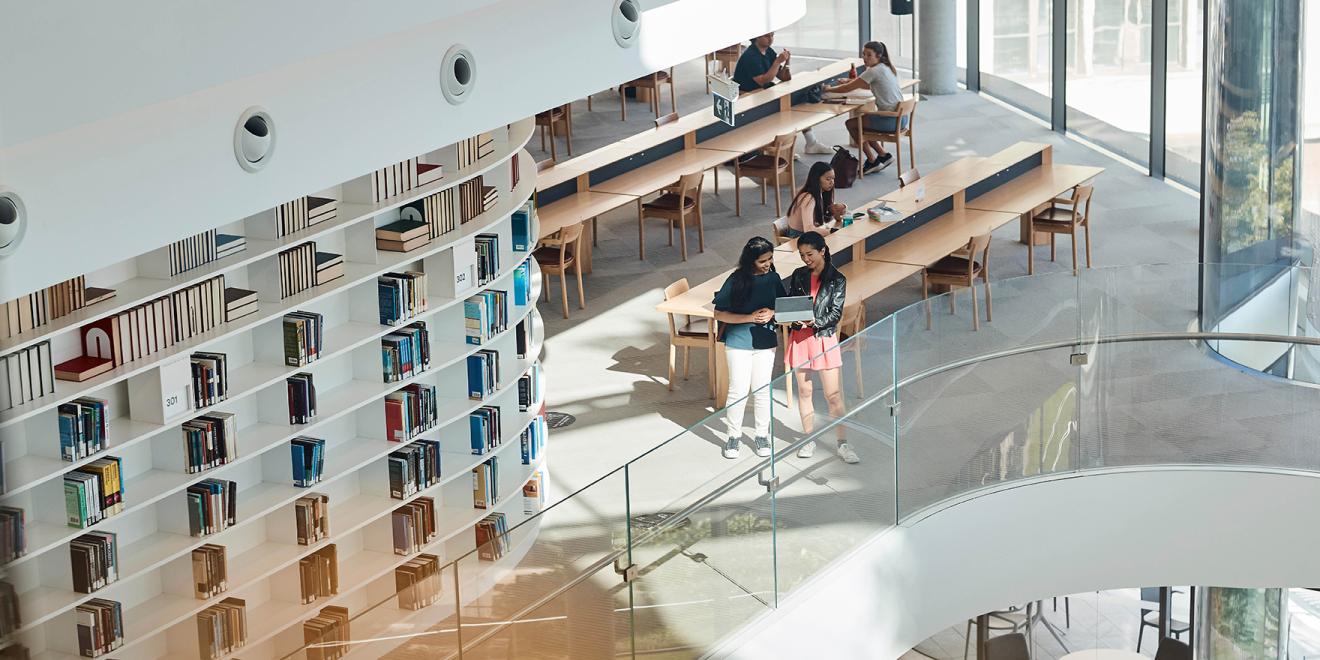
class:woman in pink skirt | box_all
[782,231,859,463]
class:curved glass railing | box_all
[290,262,1320,659]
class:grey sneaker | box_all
[796,442,816,458]
[754,437,772,457]
[722,437,741,459]
[837,442,861,464]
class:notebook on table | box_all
[775,296,814,323]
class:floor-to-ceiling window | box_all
[871,2,918,74]
[1064,0,1153,165]
[776,0,859,57]
[980,0,1054,120]
[1166,0,1205,187]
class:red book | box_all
[385,399,405,442]
[54,355,114,382]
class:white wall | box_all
[0,0,806,300]
[719,469,1320,659]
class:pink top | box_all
[785,274,843,371]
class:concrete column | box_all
[918,0,958,95]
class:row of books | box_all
[472,457,498,510]
[299,544,339,605]
[0,340,55,412]
[466,349,500,400]
[70,530,119,594]
[384,383,437,443]
[283,311,325,367]
[474,512,510,561]
[382,322,430,383]
[518,364,541,412]
[155,229,246,278]
[0,581,17,636]
[516,315,535,360]
[75,598,124,658]
[511,152,521,191]
[182,411,237,474]
[524,470,545,515]
[192,543,228,599]
[521,415,547,466]
[277,242,318,300]
[0,507,24,564]
[456,132,495,170]
[187,478,237,537]
[0,276,112,339]
[415,187,457,239]
[474,233,500,286]
[197,597,247,660]
[191,351,229,408]
[378,271,428,326]
[457,177,497,224]
[370,157,444,203]
[224,286,259,323]
[275,196,338,238]
[513,259,532,306]
[291,437,327,487]
[464,290,508,345]
[376,218,430,254]
[287,372,317,425]
[58,396,109,462]
[395,553,442,610]
[295,493,330,546]
[469,405,503,455]
[302,605,350,660]
[511,201,534,252]
[390,496,436,555]
[64,456,124,529]
[387,439,441,500]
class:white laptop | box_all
[775,296,814,323]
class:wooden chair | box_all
[854,98,918,181]
[1027,184,1094,275]
[640,171,705,261]
[705,44,743,93]
[838,303,867,395]
[535,104,573,161]
[898,168,922,188]
[663,278,716,397]
[654,112,679,128]
[770,217,792,245]
[535,158,554,173]
[619,67,677,120]
[533,222,586,319]
[923,233,992,331]
[734,133,796,217]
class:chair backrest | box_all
[1072,184,1095,223]
[542,222,585,259]
[983,632,1030,660]
[897,98,918,123]
[1154,637,1192,660]
[536,159,554,173]
[768,133,797,164]
[676,171,705,200]
[771,217,791,245]
[655,112,679,128]
[839,303,865,339]
[663,278,691,332]
[965,233,992,278]
[898,168,922,188]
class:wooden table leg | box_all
[1018,212,1050,245]
[583,219,595,274]
[636,199,645,260]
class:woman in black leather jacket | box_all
[782,231,859,464]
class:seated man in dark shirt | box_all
[732,33,831,155]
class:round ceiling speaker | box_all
[0,191,27,257]
[234,107,276,172]
[613,0,641,48]
[441,46,476,105]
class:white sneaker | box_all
[722,437,741,459]
[804,142,833,155]
[796,442,815,458]
[837,442,860,464]
[754,437,772,457]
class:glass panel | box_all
[980,0,1053,119]
[349,561,462,659]
[1065,0,1153,165]
[776,0,859,58]
[1166,0,1205,187]
[957,0,968,78]
[872,2,919,73]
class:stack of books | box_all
[511,202,534,252]
[302,605,350,660]
[58,397,109,462]
[377,271,427,326]
[518,364,541,411]
[0,506,25,564]
[168,274,227,343]
[523,471,544,514]
[1,275,94,338]
[472,457,498,510]
[215,233,246,261]
[64,457,124,528]
[290,437,326,487]
[420,188,457,239]
[395,553,442,610]
[314,251,344,286]
[190,352,229,408]
[381,322,430,383]
[181,411,238,474]
[294,493,330,546]
[375,219,430,253]
[75,598,123,658]
[277,242,318,299]
[70,531,119,593]
[299,544,339,605]
[186,478,237,537]
[390,496,436,555]
[191,544,228,599]
[387,439,441,500]
[469,405,502,455]
[521,415,547,466]
[384,383,437,443]
[475,234,500,285]
[474,512,510,561]
[223,287,259,323]
[463,290,507,345]
[369,158,445,202]
[456,132,495,170]
[282,311,324,367]
[466,349,500,400]
[513,259,531,305]
[286,373,317,425]
[274,196,338,237]
[197,597,247,660]
[0,341,55,410]
[162,229,218,277]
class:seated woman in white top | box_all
[825,41,906,174]
[785,162,847,239]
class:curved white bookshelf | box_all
[9,118,553,660]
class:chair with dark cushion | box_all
[1154,637,1192,660]
[983,632,1031,660]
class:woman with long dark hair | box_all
[785,162,848,239]
[783,231,858,463]
[712,236,786,459]
[827,41,905,174]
